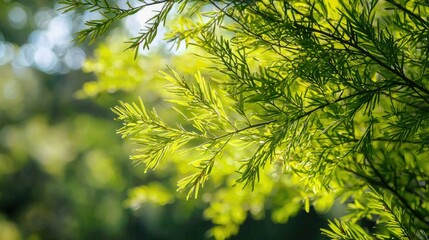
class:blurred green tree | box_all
[60,0,429,239]
[0,0,215,239]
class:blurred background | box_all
[0,0,327,239]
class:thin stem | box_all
[212,119,276,140]
[364,153,429,227]
[385,0,429,28]
[377,192,412,239]
[211,85,385,141]
[209,0,295,61]
[298,25,429,101]
[342,166,429,227]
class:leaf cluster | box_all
[64,0,429,239]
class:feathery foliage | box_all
[61,0,429,239]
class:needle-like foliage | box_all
[61,0,429,238]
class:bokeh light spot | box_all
[16,44,35,67]
[0,41,14,65]
[28,30,52,48]
[64,47,86,70]
[34,8,55,29]
[47,16,72,46]
[8,5,27,29]
[33,47,58,72]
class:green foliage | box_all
[63,0,429,239]
[78,43,143,97]
[58,0,185,57]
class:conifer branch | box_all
[66,0,429,238]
